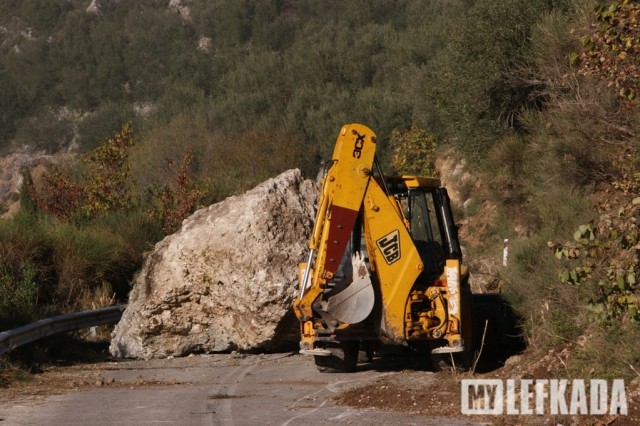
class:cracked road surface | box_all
[0,353,480,425]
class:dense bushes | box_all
[29,124,136,223]
[577,0,640,103]
[425,0,576,157]
[0,209,158,330]
[129,114,315,203]
[551,173,640,325]
[0,126,165,328]
[5,0,569,159]
[0,213,48,328]
[477,0,640,379]
[0,0,478,157]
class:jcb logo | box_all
[376,230,401,265]
[352,132,365,158]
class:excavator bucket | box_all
[326,253,374,324]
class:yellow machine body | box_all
[293,124,471,371]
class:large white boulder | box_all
[110,169,316,359]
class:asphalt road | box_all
[0,353,481,426]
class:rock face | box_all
[0,149,68,219]
[110,169,316,359]
[0,152,32,218]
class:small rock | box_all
[504,354,522,366]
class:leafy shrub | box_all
[576,0,640,103]
[29,124,135,224]
[568,326,640,379]
[81,123,135,217]
[147,153,204,234]
[89,210,162,266]
[0,262,38,329]
[388,125,438,176]
[0,210,152,320]
[484,136,530,205]
[28,166,85,223]
[199,127,318,197]
[0,212,52,328]
[426,0,574,157]
[129,114,210,191]
[48,223,126,311]
[550,173,640,325]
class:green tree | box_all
[56,14,103,109]
[19,0,71,36]
[192,0,253,46]
[77,102,137,151]
[0,67,22,149]
[121,8,199,100]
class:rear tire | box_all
[314,341,359,372]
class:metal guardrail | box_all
[0,305,125,355]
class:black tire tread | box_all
[313,341,359,372]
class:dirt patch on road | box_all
[333,353,640,426]
[335,369,461,417]
[1,360,189,404]
[0,338,192,404]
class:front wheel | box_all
[314,341,359,372]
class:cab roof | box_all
[381,175,442,191]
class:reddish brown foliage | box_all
[152,153,203,234]
[577,1,640,104]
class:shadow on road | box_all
[333,293,527,374]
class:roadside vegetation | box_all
[0,0,638,381]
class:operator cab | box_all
[332,175,463,298]
[385,176,462,279]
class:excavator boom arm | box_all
[295,124,377,319]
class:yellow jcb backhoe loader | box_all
[293,123,474,372]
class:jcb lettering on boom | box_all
[352,132,365,158]
[376,230,401,265]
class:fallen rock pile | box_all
[110,169,316,359]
